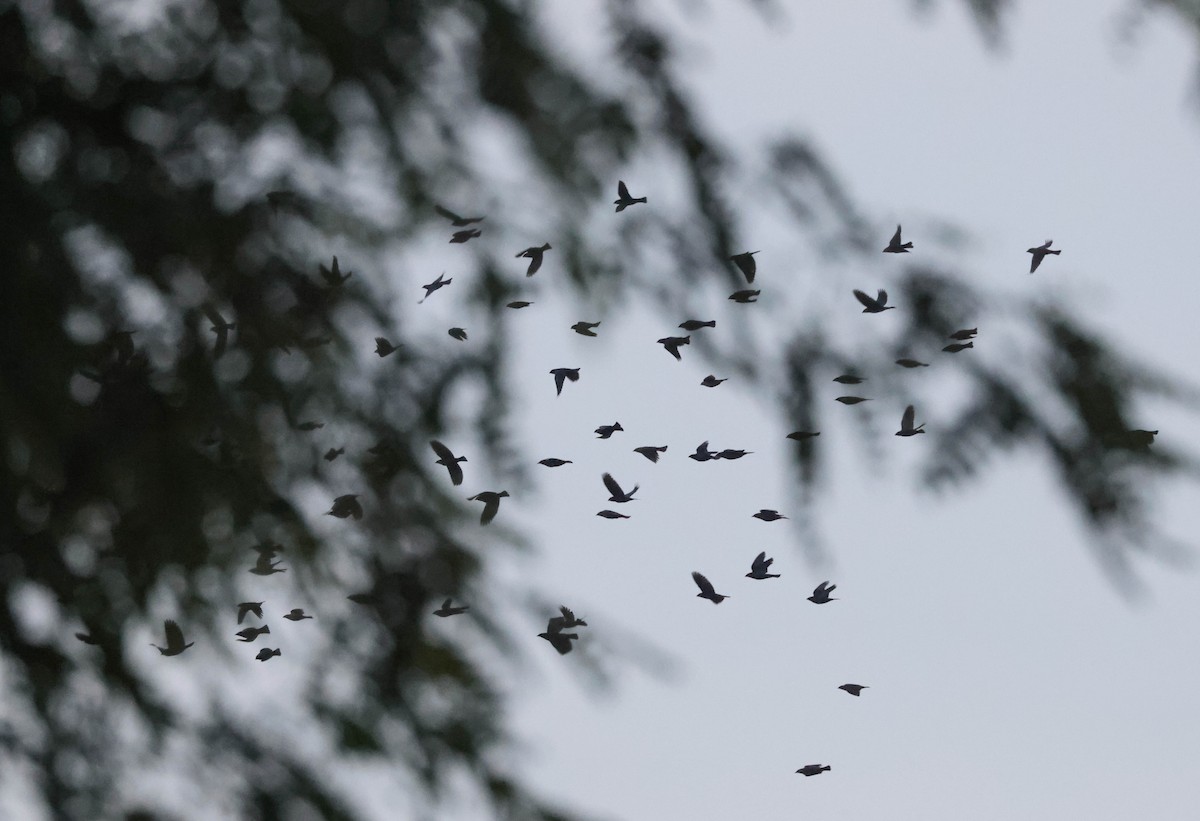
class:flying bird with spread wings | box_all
[151,620,193,656]
[883,224,912,253]
[430,440,467,486]
[1027,239,1061,273]
[602,472,638,503]
[692,571,730,604]
[613,180,647,212]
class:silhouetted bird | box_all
[701,375,728,388]
[833,374,865,384]
[571,321,601,336]
[151,620,193,656]
[551,367,581,396]
[853,289,895,313]
[297,421,325,431]
[942,342,974,353]
[283,609,313,621]
[949,328,978,340]
[201,304,236,359]
[75,632,102,645]
[795,765,831,777]
[613,180,647,212]
[883,224,912,253]
[679,319,716,331]
[896,405,926,437]
[236,625,270,642]
[730,251,760,283]
[448,327,468,341]
[430,440,467,486]
[839,684,867,696]
[255,647,281,662]
[658,335,691,360]
[450,228,481,243]
[692,571,729,604]
[507,300,533,309]
[717,449,751,460]
[324,447,345,461]
[516,243,551,276]
[634,445,667,463]
[468,491,509,525]
[249,554,286,576]
[602,472,638,503]
[539,458,573,467]
[435,205,485,226]
[787,431,820,441]
[236,602,264,624]
[538,628,578,655]
[1027,239,1060,273]
[433,599,469,617]
[753,509,787,521]
[835,396,871,405]
[746,551,781,580]
[689,440,719,462]
[728,289,760,303]
[375,337,399,357]
[326,494,363,520]
[895,359,929,368]
[319,256,352,287]
[419,272,452,303]
[595,423,623,439]
[596,510,630,519]
[808,581,837,604]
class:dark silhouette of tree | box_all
[1,1,1197,818]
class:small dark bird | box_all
[236,625,270,642]
[201,304,236,359]
[324,447,345,461]
[746,551,781,580]
[595,423,624,439]
[728,289,760,303]
[942,342,974,353]
[786,431,820,441]
[571,321,601,336]
[657,335,691,361]
[795,765,831,777]
[679,319,716,331]
[433,599,469,617]
[319,256,352,287]
[516,243,551,276]
[326,494,363,520]
[896,405,926,437]
[853,289,895,313]
[692,571,729,604]
[430,440,467,486]
[895,359,929,368]
[449,228,482,243]
[613,180,647,212]
[236,602,264,624]
[701,375,728,388]
[550,367,581,396]
[883,224,912,253]
[151,620,193,656]
[808,581,837,604]
[835,396,871,405]
[419,272,452,303]
[833,374,865,384]
[730,251,760,283]
[347,593,376,605]
[839,684,868,696]
[539,458,573,467]
[596,510,630,520]
[297,421,325,431]
[255,647,281,662]
[468,490,510,525]
[283,609,313,621]
[753,509,787,522]
[375,337,399,357]
[434,205,485,227]
[538,628,578,655]
[716,449,751,460]
[249,554,286,576]
[507,300,533,309]
[548,606,587,631]
[689,440,719,462]
[633,445,667,463]
[948,328,978,340]
[448,327,468,341]
[1027,239,1061,273]
[602,472,638,503]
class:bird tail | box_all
[902,242,913,249]
[614,423,624,431]
[269,649,281,658]
[635,197,647,204]
[576,619,587,626]
[701,321,715,328]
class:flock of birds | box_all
[74,180,1098,783]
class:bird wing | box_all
[602,472,625,498]
[852,289,876,309]
[901,405,915,431]
[164,620,184,650]
[692,571,715,596]
[751,551,767,572]
[617,180,630,199]
[440,598,452,610]
[1029,252,1042,273]
[876,289,888,307]
[553,371,566,395]
[560,606,576,623]
[890,225,902,245]
[480,496,499,525]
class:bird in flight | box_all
[835,396,871,405]
[728,289,760,303]
[324,447,344,461]
[948,327,977,340]
[538,625,579,655]
[657,335,691,361]
[448,327,468,341]
[434,599,470,617]
[883,224,912,253]
[853,289,895,313]
[419,273,452,303]
[689,440,719,462]
[318,256,352,287]
[283,609,313,621]
[255,647,281,662]
[571,321,601,337]
[375,337,399,357]
[550,367,581,396]
[297,421,325,431]
[833,374,865,384]
[602,472,638,503]
[716,449,751,460]
[507,300,533,309]
[786,431,820,441]
[634,445,667,463]
[236,625,270,642]
[692,571,729,604]
[236,602,264,624]
[326,494,363,520]
[839,684,868,696]
[516,243,551,276]
[594,422,624,439]
[808,581,837,604]
[249,554,286,576]
[613,180,647,212]
[1027,239,1061,273]
[539,458,572,467]
[795,765,831,777]
[729,251,760,283]
[434,205,485,226]
[700,375,728,388]
[151,620,193,656]
[450,228,482,244]
[746,551,781,580]
[201,304,236,359]
[596,509,630,519]
[752,509,787,521]
[942,342,973,353]
[895,358,930,369]
[679,319,716,331]
[468,490,510,525]
[896,404,926,436]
